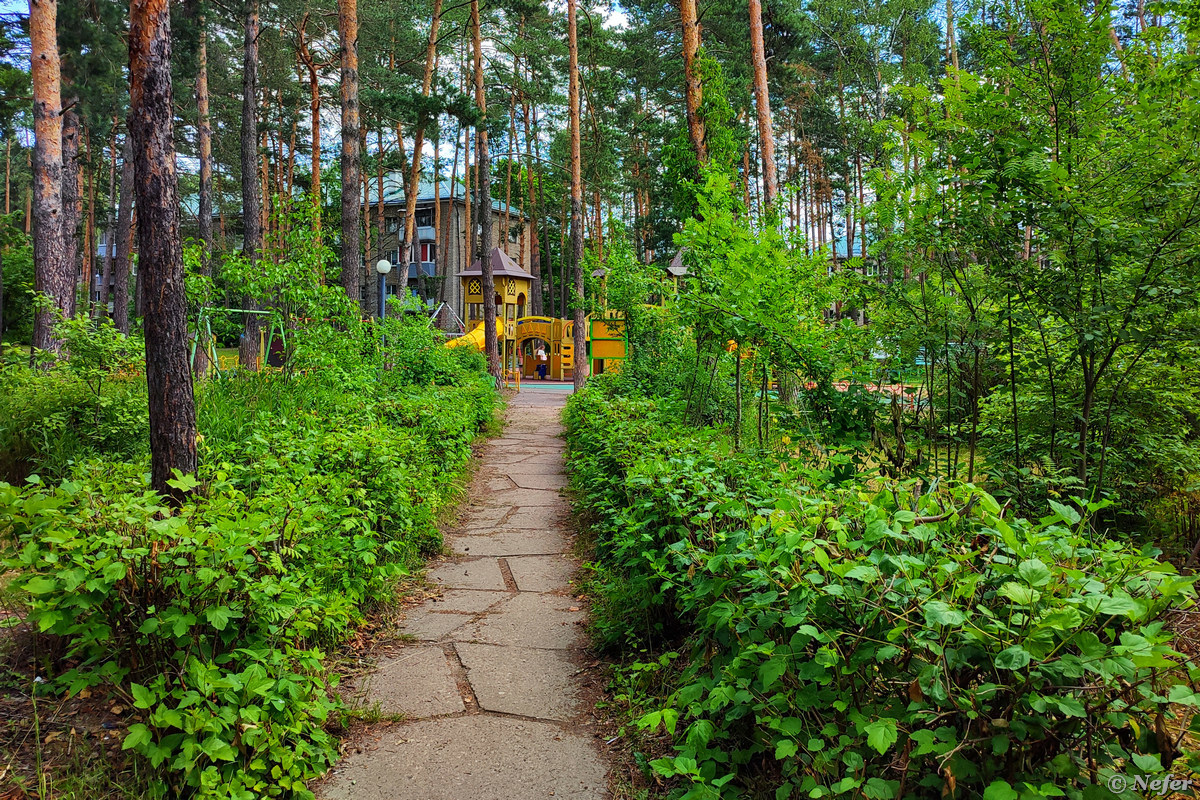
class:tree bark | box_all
[61,98,80,317]
[472,0,500,376]
[297,13,322,232]
[338,0,362,308]
[83,127,96,315]
[748,0,777,207]
[97,124,117,319]
[197,17,212,271]
[113,133,134,333]
[680,0,706,163]
[129,0,198,499]
[30,0,70,357]
[522,85,541,315]
[568,0,587,390]
[405,0,443,302]
[239,0,263,368]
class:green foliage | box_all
[566,385,1200,800]
[0,222,32,344]
[0,330,149,484]
[869,1,1200,509]
[0,318,496,796]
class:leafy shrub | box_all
[2,470,341,796]
[0,319,147,482]
[565,387,1200,800]
[0,366,149,483]
[0,318,496,797]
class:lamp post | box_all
[375,259,393,320]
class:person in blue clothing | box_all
[536,343,549,380]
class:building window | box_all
[420,243,436,262]
[386,217,400,233]
[416,208,434,228]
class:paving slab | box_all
[426,558,507,591]
[504,506,572,530]
[488,438,566,451]
[477,488,563,507]
[352,646,464,718]
[455,504,513,528]
[506,554,579,593]
[319,715,605,800]
[426,589,509,613]
[508,472,570,491]
[399,607,474,641]
[458,592,584,649]
[457,643,581,720]
[447,528,571,557]
[481,476,518,492]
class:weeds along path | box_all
[318,386,609,800]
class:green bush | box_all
[0,317,496,797]
[0,318,148,482]
[565,387,1200,800]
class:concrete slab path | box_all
[318,388,608,800]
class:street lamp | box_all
[375,259,393,320]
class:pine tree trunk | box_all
[568,0,587,390]
[472,0,500,377]
[61,99,80,318]
[239,0,263,368]
[113,133,134,333]
[376,132,386,305]
[197,17,212,271]
[193,19,212,373]
[83,127,96,315]
[522,88,541,315]
[97,125,117,319]
[748,0,777,207]
[129,0,198,499]
[30,0,70,357]
[297,13,322,232]
[680,0,706,163]
[24,148,31,234]
[338,0,362,308]
[406,0,443,303]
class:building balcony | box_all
[407,261,437,279]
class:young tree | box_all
[29,0,70,356]
[128,0,197,497]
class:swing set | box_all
[192,307,287,376]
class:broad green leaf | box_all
[760,655,788,690]
[130,683,155,710]
[924,601,965,627]
[983,780,1019,800]
[863,718,899,754]
[995,646,1032,670]
[1018,559,1052,587]
[122,723,153,751]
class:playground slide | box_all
[446,322,486,350]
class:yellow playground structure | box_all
[446,248,627,381]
